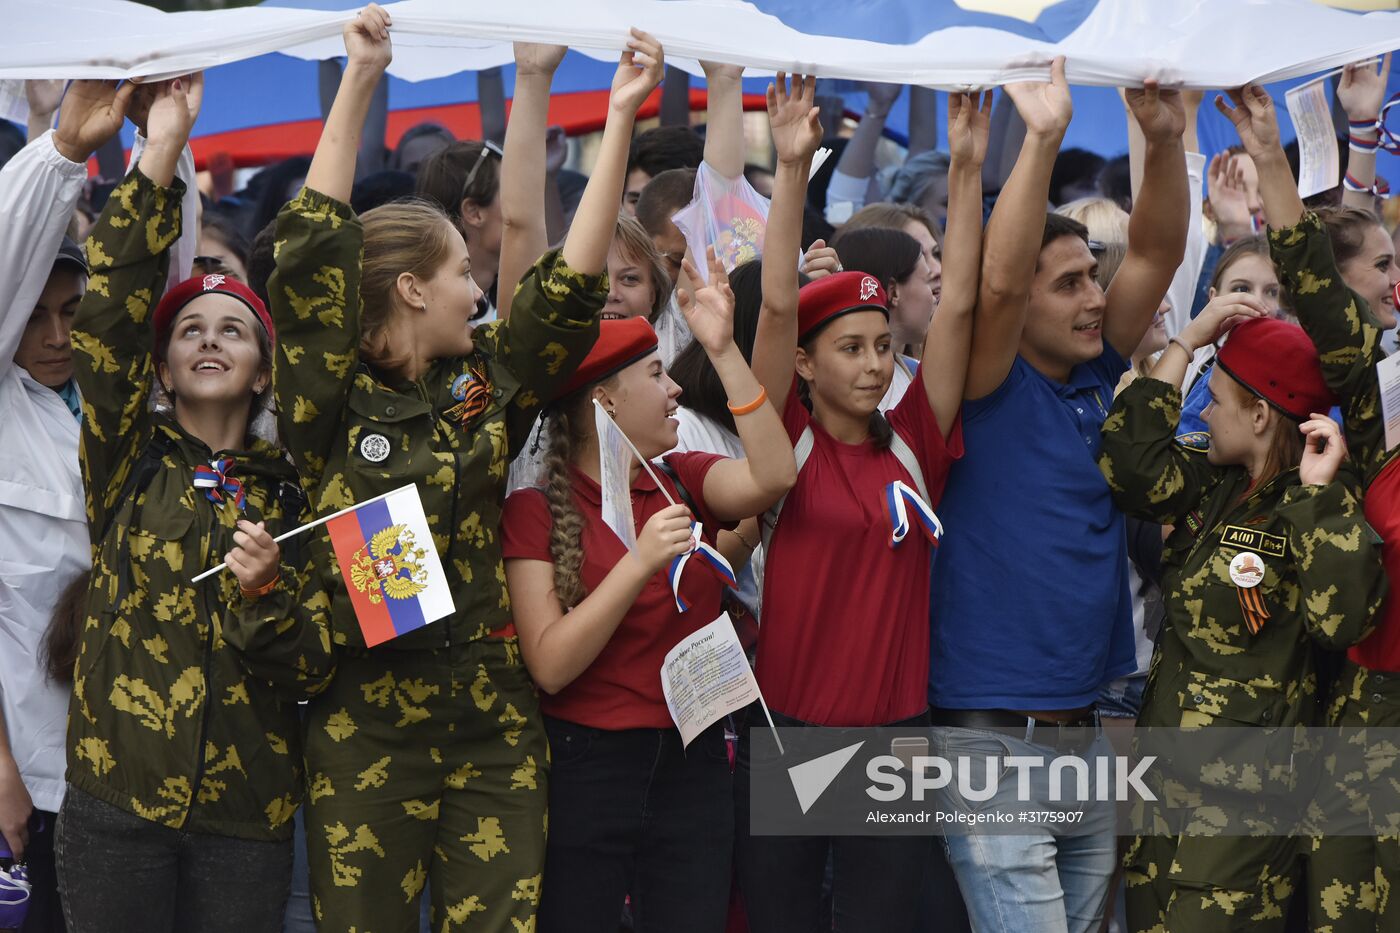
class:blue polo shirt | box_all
[929,344,1136,710]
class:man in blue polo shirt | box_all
[929,58,1187,933]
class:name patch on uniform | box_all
[1220,525,1287,558]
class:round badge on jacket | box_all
[359,433,391,463]
[1228,551,1266,588]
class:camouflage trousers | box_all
[1124,833,1301,932]
[1306,662,1400,933]
[303,637,548,933]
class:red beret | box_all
[797,270,888,342]
[1215,318,1335,420]
[153,273,274,350]
[557,316,659,398]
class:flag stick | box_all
[189,483,416,583]
[592,399,676,507]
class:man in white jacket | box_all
[0,79,139,931]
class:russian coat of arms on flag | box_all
[325,485,455,647]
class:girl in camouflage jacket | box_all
[1221,78,1400,933]
[1099,291,1386,931]
[268,7,658,931]
[57,76,334,933]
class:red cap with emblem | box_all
[1215,318,1335,420]
[797,270,889,343]
[557,317,659,398]
[152,273,275,352]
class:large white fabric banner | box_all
[4,0,1400,90]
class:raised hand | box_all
[701,60,745,83]
[25,79,65,122]
[51,80,136,164]
[144,74,204,153]
[515,41,567,78]
[344,3,392,73]
[1179,292,1268,350]
[800,238,841,279]
[677,248,737,355]
[948,89,993,166]
[768,72,822,165]
[1338,53,1392,123]
[1215,85,1281,162]
[632,504,697,574]
[610,28,664,115]
[1004,56,1072,137]
[1298,414,1348,486]
[1125,79,1186,145]
[1207,152,1253,241]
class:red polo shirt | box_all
[1350,456,1400,672]
[757,374,962,727]
[501,452,728,729]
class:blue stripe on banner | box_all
[749,0,1098,45]
[354,496,428,637]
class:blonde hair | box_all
[843,202,941,249]
[359,199,461,380]
[612,214,670,320]
[1055,197,1129,288]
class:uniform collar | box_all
[569,460,659,508]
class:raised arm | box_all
[686,250,796,518]
[561,29,664,276]
[497,42,566,320]
[1337,54,1390,213]
[824,82,901,223]
[921,91,990,436]
[751,73,821,409]
[269,11,386,493]
[1103,82,1188,359]
[964,58,1071,400]
[0,80,131,374]
[701,60,746,179]
[303,4,391,204]
[73,77,197,536]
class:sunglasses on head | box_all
[459,140,504,205]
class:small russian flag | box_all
[325,485,456,647]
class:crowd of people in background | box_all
[3,5,1400,933]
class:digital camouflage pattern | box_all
[302,640,547,932]
[269,187,602,931]
[68,167,334,842]
[1271,211,1400,933]
[1098,376,1386,932]
[267,187,603,651]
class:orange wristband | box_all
[240,572,281,600]
[726,386,768,416]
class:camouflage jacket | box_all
[1269,212,1395,485]
[1098,377,1385,734]
[69,168,334,841]
[267,188,603,650]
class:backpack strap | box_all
[887,429,928,503]
[652,457,698,517]
[760,426,814,555]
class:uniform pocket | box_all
[346,391,425,479]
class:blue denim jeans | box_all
[933,726,1118,933]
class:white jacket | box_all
[0,132,90,814]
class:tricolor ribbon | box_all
[193,457,246,511]
[885,481,943,549]
[667,521,738,613]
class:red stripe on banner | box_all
[326,511,397,648]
